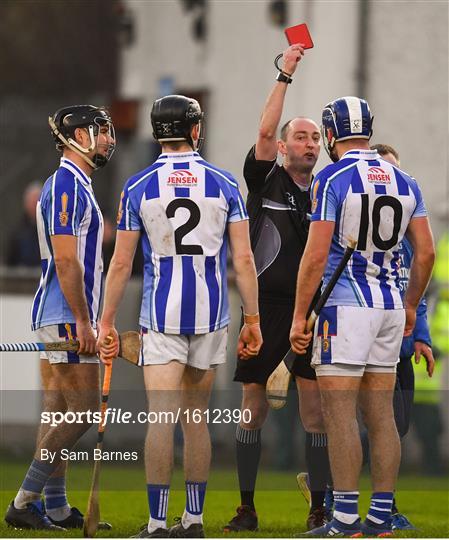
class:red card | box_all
[284,23,314,49]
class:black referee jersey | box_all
[234,146,318,383]
[244,145,310,301]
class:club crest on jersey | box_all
[167,170,198,186]
[321,320,330,353]
[59,192,69,226]
[64,323,75,341]
[311,180,320,213]
[367,166,391,184]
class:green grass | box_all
[0,463,448,537]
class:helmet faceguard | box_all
[321,96,373,161]
[151,95,204,151]
[49,105,116,169]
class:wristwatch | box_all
[276,71,292,84]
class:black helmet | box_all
[49,105,115,169]
[151,95,203,149]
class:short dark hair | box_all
[370,143,399,161]
[279,116,309,141]
[280,119,293,141]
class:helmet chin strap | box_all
[321,123,339,163]
[48,117,98,169]
[196,121,204,152]
[325,143,339,163]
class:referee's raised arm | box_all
[255,44,305,161]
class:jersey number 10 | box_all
[357,194,403,251]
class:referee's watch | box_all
[276,71,293,84]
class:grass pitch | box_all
[0,463,448,537]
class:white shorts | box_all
[36,323,99,365]
[314,363,397,377]
[311,306,405,376]
[139,327,228,370]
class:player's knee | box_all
[42,397,67,413]
[65,401,100,434]
[316,399,334,429]
[239,403,267,429]
[84,392,100,413]
[361,407,394,432]
[181,413,209,434]
[299,396,326,432]
[300,409,326,432]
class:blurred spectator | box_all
[7,181,42,267]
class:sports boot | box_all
[168,517,204,538]
[131,524,169,538]
[223,505,258,532]
[306,507,327,530]
[5,500,65,531]
[298,517,362,537]
[48,506,112,529]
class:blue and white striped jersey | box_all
[117,151,248,334]
[311,149,427,309]
[31,157,104,330]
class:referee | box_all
[223,45,331,532]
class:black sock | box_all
[305,432,331,511]
[236,425,261,511]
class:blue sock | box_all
[367,492,394,524]
[44,477,70,520]
[333,491,360,524]
[15,459,55,508]
[185,481,207,516]
[147,484,169,530]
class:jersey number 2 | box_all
[357,194,403,251]
[166,199,204,255]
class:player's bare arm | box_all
[51,234,96,355]
[98,229,140,363]
[290,220,334,354]
[228,220,262,359]
[255,44,304,161]
[403,216,435,336]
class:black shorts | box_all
[233,299,316,385]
